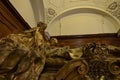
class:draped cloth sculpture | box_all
[0,22,120,80]
[0,26,46,80]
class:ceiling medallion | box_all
[48,8,56,15]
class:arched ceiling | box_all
[31,0,120,36]
[30,0,120,24]
[41,0,120,23]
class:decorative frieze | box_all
[43,0,120,23]
[107,1,120,20]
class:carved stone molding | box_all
[48,8,56,15]
[107,1,120,20]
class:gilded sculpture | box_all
[0,22,120,80]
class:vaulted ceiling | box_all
[30,0,120,23]
[10,0,120,36]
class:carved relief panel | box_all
[42,0,120,23]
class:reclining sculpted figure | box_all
[0,22,120,80]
